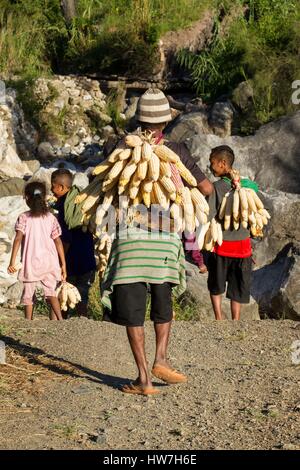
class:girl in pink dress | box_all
[8,181,67,320]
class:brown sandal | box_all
[121,383,160,395]
[151,365,187,384]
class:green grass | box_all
[177,0,300,132]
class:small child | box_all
[51,169,96,318]
[207,145,254,320]
[8,181,66,320]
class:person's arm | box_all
[54,237,67,281]
[197,178,214,196]
[171,142,214,195]
[7,231,23,273]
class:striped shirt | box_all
[101,228,186,310]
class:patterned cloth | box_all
[101,228,186,311]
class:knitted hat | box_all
[136,88,172,124]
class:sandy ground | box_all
[0,308,299,450]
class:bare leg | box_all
[24,305,33,320]
[47,297,63,321]
[153,321,172,368]
[210,294,224,320]
[126,326,153,388]
[231,300,241,321]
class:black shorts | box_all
[207,254,252,304]
[103,282,173,327]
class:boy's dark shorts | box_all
[207,254,252,304]
[67,270,96,305]
[103,282,173,327]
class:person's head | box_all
[24,181,49,217]
[209,145,235,177]
[136,88,172,133]
[51,169,73,198]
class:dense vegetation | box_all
[0,0,299,132]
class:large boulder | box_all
[251,245,300,320]
[185,261,260,320]
[179,111,300,194]
[252,190,300,268]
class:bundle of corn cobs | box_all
[218,169,270,238]
[56,282,81,311]
[75,132,209,276]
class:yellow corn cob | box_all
[143,191,151,208]
[107,147,125,163]
[154,145,180,163]
[129,185,139,200]
[216,222,223,246]
[153,181,169,210]
[137,160,148,180]
[141,142,152,161]
[148,152,160,181]
[255,212,264,229]
[130,171,141,188]
[261,215,268,226]
[239,188,248,211]
[81,194,100,214]
[119,160,137,187]
[169,192,177,202]
[258,208,271,219]
[170,163,184,190]
[117,148,132,161]
[196,222,210,250]
[251,190,264,210]
[75,175,103,204]
[248,212,256,225]
[175,160,197,187]
[93,160,112,176]
[241,220,248,229]
[233,220,240,231]
[160,176,176,194]
[233,190,240,220]
[246,189,257,213]
[107,159,127,182]
[150,189,158,204]
[224,193,233,230]
[143,179,153,193]
[170,203,183,232]
[125,134,143,148]
[190,188,209,215]
[133,190,143,206]
[219,193,229,220]
[251,225,258,237]
[203,225,213,252]
[211,218,218,242]
[182,187,195,233]
[159,160,172,178]
[194,204,207,225]
[103,178,118,192]
[132,145,142,164]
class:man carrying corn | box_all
[101,88,213,395]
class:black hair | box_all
[51,168,73,187]
[24,181,49,217]
[210,145,235,167]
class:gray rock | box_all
[185,111,300,194]
[101,125,115,140]
[0,178,25,197]
[5,281,23,308]
[25,160,40,174]
[252,190,300,268]
[37,142,57,161]
[232,81,254,111]
[166,112,210,142]
[251,245,300,320]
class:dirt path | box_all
[0,309,299,450]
